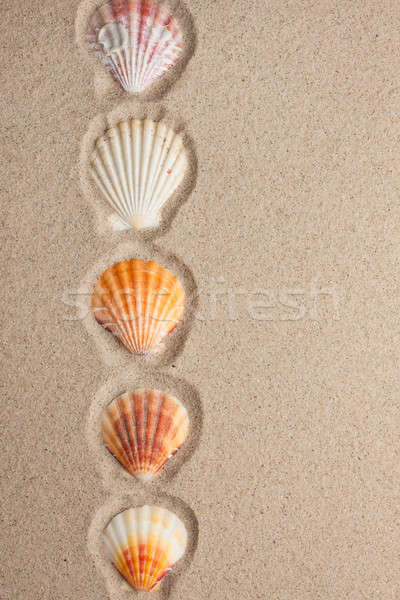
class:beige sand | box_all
[1,0,399,598]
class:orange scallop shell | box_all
[102,390,189,480]
[91,259,186,354]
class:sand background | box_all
[1,0,400,598]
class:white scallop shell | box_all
[91,118,187,231]
[104,505,187,591]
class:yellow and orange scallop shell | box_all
[102,390,189,480]
[104,505,187,591]
[91,258,186,354]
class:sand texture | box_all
[1,0,400,599]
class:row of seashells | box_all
[84,1,194,593]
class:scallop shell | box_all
[104,505,187,591]
[102,390,189,480]
[91,118,187,231]
[87,0,184,93]
[91,258,186,354]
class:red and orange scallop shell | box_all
[102,389,189,480]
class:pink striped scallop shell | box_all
[87,0,183,93]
